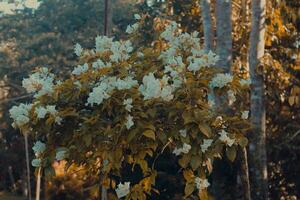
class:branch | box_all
[0,93,33,104]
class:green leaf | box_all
[127,129,138,143]
[190,156,202,170]
[143,130,156,140]
[83,134,92,146]
[198,124,212,137]
[184,182,195,197]
[226,146,237,162]
[238,137,248,147]
[182,111,195,125]
[178,153,191,168]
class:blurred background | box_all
[0,0,299,199]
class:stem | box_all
[35,167,42,200]
[24,133,32,200]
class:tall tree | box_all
[248,0,268,199]
[215,0,232,72]
[200,0,214,52]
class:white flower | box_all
[139,73,161,100]
[218,130,235,146]
[227,90,236,105]
[32,141,46,156]
[201,139,213,153]
[137,52,144,58]
[241,111,249,119]
[31,158,41,167]
[35,106,47,119]
[179,129,187,137]
[182,143,191,154]
[115,182,130,199]
[74,43,83,57]
[160,22,178,42]
[172,147,182,156]
[9,103,32,128]
[95,36,113,53]
[239,78,251,87]
[92,59,111,69]
[125,115,134,130]
[55,149,67,161]
[123,98,133,112]
[22,67,55,98]
[195,177,210,190]
[86,84,110,106]
[110,41,133,62]
[134,14,141,20]
[115,76,138,90]
[24,0,41,10]
[126,23,139,34]
[160,85,174,101]
[209,73,233,89]
[72,63,88,75]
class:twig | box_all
[0,93,33,104]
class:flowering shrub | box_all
[10,16,250,199]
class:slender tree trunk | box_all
[101,2,110,198]
[248,0,268,199]
[35,167,42,200]
[24,133,32,200]
[104,0,112,36]
[238,147,251,200]
[215,0,232,72]
[201,0,214,52]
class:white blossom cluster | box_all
[123,98,133,112]
[138,73,174,101]
[241,110,249,119]
[239,78,251,87]
[173,143,191,156]
[126,23,139,34]
[55,149,67,161]
[187,50,219,73]
[209,73,233,89]
[125,115,134,130]
[195,177,210,190]
[179,129,187,137]
[110,41,133,62]
[35,105,62,124]
[74,43,83,57]
[32,140,46,167]
[9,103,32,128]
[86,76,138,106]
[200,139,213,153]
[115,182,130,199]
[95,36,114,53]
[218,130,235,146]
[92,59,111,69]
[227,90,236,105]
[22,67,55,98]
[32,141,46,156]
[72,63,89,76]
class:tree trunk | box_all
[104,0,112,36]
[35,167,42,200]
[238,147,251,200]
[200,0,214,52]
[248,0,268,199]
[24,133,32,200]
[215,0,232,72]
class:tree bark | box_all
[248,0,268,199]
[24,133,32,200]
[200,0,214,52]
[104,0,112,36]
[238,147,251,200]
[215,0,232,72]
